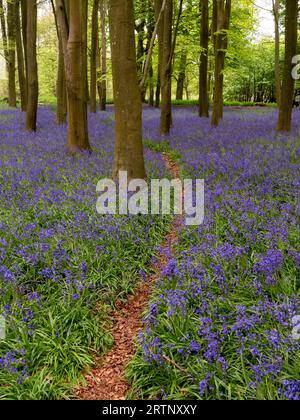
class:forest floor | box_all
[0,107,169,400]
[127,106,300,401]
[0,106,300,400]
[77,154,183,400]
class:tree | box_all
[7,0,16,107]
[136,18,146,101]
[135,0,157,104]
[26,0,38,131]
[211,0,231,127]
[146,0,155,106]
[56,0,91,152]
[15,0,27,111]
[108,0,146,179]
[138,0,163,107]
[90,0,99,113]
[199,0,209,117]
[277,0,298,131]
[51,0,68,124]
[0,0,17,107]
[99,0,107,111]
[20,0,27,82]
[0,1,8,71]
[154,0,165,108]
[272,0,281,107]
[82,0,88,117]
[160,0,173,135]
[176,50,187,100]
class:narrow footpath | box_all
[76,153,183,400]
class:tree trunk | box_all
[26,0,38,131]
[154,0,164,108]
[176,50,187,100]
[56,0,91,152]
[144,0,155,106]
[108,0,146,180]
[56,36,68,124]
[155,67,161,107]
[185,81,190,100]
[199,0,209,117]
[21,0,28,83]
[7,0,17,107]
[136,19,146,101]
[83,1,89,110]
[0,0,9,103]
[99,0,107,111]
[209,0,217,104]
[90,0,99,113]
[149,63,154,106]
[15,0,27,111]
[277,0,298,131]
[273,0,281,107]
[208,54,213,101]
[51,0,68,124]
[96,39,101,107]
[0,0,17,107]
[68,0,90,151]
[211,0,231,127]
[160,0,173,135]
[0,0,8,68]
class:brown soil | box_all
[76,153,182,400]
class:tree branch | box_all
[168,0,184,68]
[139,0,167,90]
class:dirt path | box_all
[76,154,183,400]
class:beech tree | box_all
[272,0,281,107]
[56,29,68,124]
[90,0,99,113]
[51,0,68,124]
[99,0,107,111]
[136,3,156,105]
[51,1,66,124]
[199,0,209,118]
[0,1,8,69]
[144,0,155,106]
[108,0,146,179]
[211,0,231,127]
[160,0,173,135]
[154,0,182,133]
[15,0,27,111]
[56,0,91,152]
[7,0,16,107]
[176,50,187,101]
[21,0,27,84]
[26,0,38,131]
[277,0,298,132]
[154,0,165,108]
[146,4,155,106]
[136,18,146,102]
[0,0,17,107]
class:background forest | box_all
[0,0,287,106]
